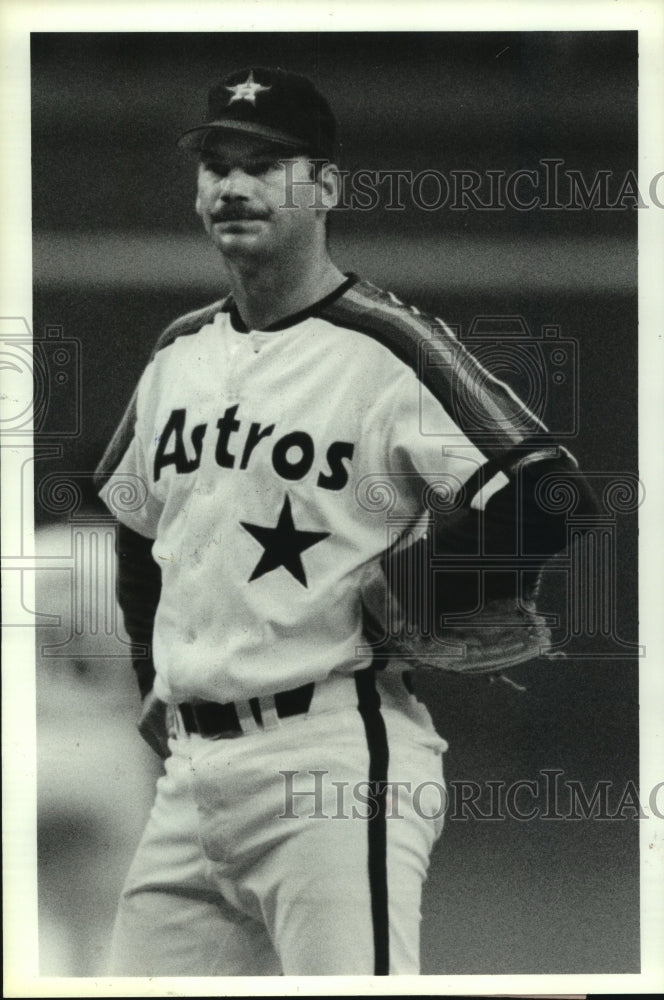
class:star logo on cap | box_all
[225,70,272,106]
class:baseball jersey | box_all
[96,274,554,705]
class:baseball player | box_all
[95,67,595,976]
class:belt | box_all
[178,682,315,739]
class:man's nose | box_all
[218,167,252,200]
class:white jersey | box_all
[97,275,544,704]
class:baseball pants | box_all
[108,670,447,976]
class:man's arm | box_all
[116,522,161,698]
[362,311,600,674]
[116,523,170,758]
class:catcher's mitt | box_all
[361,529,556,681]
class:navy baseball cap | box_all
[177,67,337,161]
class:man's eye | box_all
[202,161,228,177]
[201,159,279,177]
[246,160,280,175]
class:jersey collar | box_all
[223,273,359,333]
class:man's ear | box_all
[317,162,342,211]
[195,162,204,217]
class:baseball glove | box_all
[361,530,556,682]
[374,596,553,676]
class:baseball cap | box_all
[177,67,337,161]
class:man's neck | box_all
[223,250,346,331]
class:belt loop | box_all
[235,699,261,734]
[175,704,192,738]
[259,695,280,730]
[168,703,183,740]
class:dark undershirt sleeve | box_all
[116,522,162,699]
[431,439,600,615]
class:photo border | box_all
[2,1,663,996]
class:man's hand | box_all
[137,690,172,759]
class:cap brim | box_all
[177,120,305,152]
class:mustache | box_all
[210,205,269,223]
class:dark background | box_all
[31,31,640,975]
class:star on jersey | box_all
[241,495,330,587]
[226,70,271,106]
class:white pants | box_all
[108,672,447,976]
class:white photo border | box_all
[2,1,663,996]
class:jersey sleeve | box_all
[94,371,164,698]
[94,374,164,539]
[373,336,598,600]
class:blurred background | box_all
[34,520,161,976]
[31,31,640,975]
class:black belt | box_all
[178,682,315,738]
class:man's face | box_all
[195,134,329,260]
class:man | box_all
[96,67,590,976]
